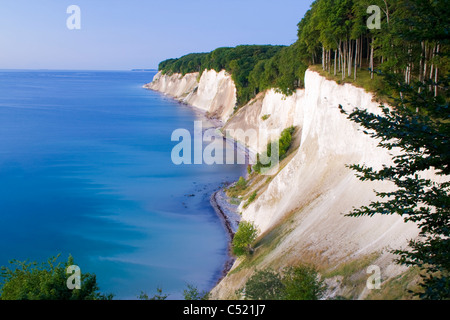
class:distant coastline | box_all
[131,68,157,72]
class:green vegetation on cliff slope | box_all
[238,265,327,300]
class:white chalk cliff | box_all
[145,69,237,123]
[146,68,427,299]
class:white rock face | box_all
[146,71,198,98]
[145,70,237,122]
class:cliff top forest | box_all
[158,0,448,107]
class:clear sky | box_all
[0,0,314,70]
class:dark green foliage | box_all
[340,71,449,299]
[243,191,257,209]
[232,221,259,256]
[338,0,449,299]
[156,0,449,300]
[236,176,247,189]
[247,191,257,203]
[226,176,248,199]
[254,126,295,174]
[159,53,208,76]
[249,42,308,97]
[0,255,113,300]
[158,0,448,107]
[243,269,285,300]
[282,265,327,300]
[183,283,210,300]
[242,265,326,300]
[158,45,309,107]
[278,126,295,158]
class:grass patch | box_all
[243,191,257,209]
[226,176,247,198]
[253,126,295,174]
[322,252,383,299]
[365,267,422,300]
[309,64,393,106]
[324,252,380,280]
[228,198,241,206]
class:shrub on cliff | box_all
[243,191,257,209]
[232,221,259,256]
[0,254,113,300]
[253,126,295,174]
[241,265,326,300]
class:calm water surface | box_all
[0,70,246,299]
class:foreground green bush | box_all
[241,265,326,300]
[158,45,301,106]
[232,221,259,256]
[0,255,112,300]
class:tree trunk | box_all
[367,36,370,64]
[322,46,325,70]
[334,48,337,76]
[370,38,374,80]
[329,49,332,73]
[354,38,359,80]
[423,42,428,85]
[418,41,425,92]
[348,39,353,78]
[435,44,440,96]
[342,41,347,80]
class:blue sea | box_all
[0,70,246,299]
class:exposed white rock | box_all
[145,69,236,122]
[223,89,303,154]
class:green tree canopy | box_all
[0,254,113,300]
[241,265,326,300]
[232,221,259,256]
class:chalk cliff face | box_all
[145,69,237,122]
[223,89,303,154]
[147,68,424,299]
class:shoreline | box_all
[144,84,254,285]
[210,188,240,282]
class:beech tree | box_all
[340,71,449,299]
[241,265,326,300]
[0,255,113,300]
[338,0,449,299]
[232,221,259,256]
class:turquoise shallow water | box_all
[0,70,246,299]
